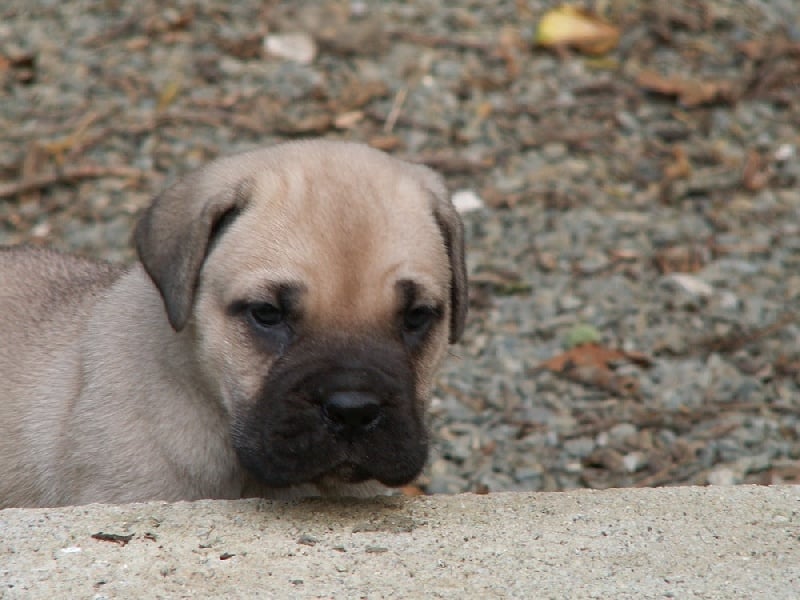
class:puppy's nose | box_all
[323,391,382,435]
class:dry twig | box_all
[0,165,146,199]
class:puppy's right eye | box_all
[249,303,285,328]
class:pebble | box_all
[451,189,484,213]
[707,467,741,486]
[564,438,596,459]
[662,274,714,299]
[264,33,318,64]
[557,294,584,312]
[622,452,647,473]
[607,423,637,443]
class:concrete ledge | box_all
[2,485,798,598]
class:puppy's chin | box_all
[320,462,373,484]
[317,462,423,488]
[234,435,428,491]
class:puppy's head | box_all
[135,140,467,492]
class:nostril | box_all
[323,391,382,434]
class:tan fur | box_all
[0,140,466,508]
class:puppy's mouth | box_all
[232,372,428,491]
[316,462,373,485]
[234,418,429,489]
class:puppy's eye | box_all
[403,305,438,333]
[249,303,285,328]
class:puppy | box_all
[0,140,467,507]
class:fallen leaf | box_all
[636,70,734,107]
[333,79,389,110]
[774,356,800,378]
[496,25,524,77]
[274,112,332,135]
[470,268,531,296]
[540,343,651,373]
[144,8,194,34]
[653,244,709,274]
[333,110,364,129]
[536,6,620,56]
[663,146,691,181]
[216,34,264,59]
[157,80,182,112]
[537,343,651,396]
[0,51,36,85]
[473,483,490,495]
[741,148,771,191]
[124,36,150,51]
[400,485,425,497]
[609,248,640,261]
[368,135,403,151]
[18,143,45,204]
[737,39,800,61]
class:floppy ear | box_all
[134,175,251,331]
[416,170,468,344]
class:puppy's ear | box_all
[134,174,251,331]
[414,167,468,343]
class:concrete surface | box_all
[1,485,798,599]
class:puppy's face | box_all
[137,141,467,491]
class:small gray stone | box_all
[564,438,596,459]
[707,467,742,486]
[623,452,647,473]
[608,423,637,444]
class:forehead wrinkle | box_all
[221,266,307,304]
[211,155,451,330]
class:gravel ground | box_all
[1,0,799,495]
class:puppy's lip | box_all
[317,462,421,488]
[317,462,373,484]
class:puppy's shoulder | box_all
[0,246,125,312]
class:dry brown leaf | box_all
[741,148,771,191]
[539,343,651,372]
[144,8,194,34]
[18,143,45,205]
[538,343,651,397]
[400,485,425,497]
[536,6,620,56]
[636,70,734,107]
[274,113,332,135]
[653,244,710,274]
[497,25,524,77]
[368,135,403,151]
[333,110,364,129]
[609,248,641,261]
[215,34,264,59]
[663,146,691,181]
[737,39,800,60]
[124,36,150,51]
[0,51,36,84]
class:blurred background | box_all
[1,0,799,494]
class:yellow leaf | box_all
[157,80,182,112]
[536,6,620,56]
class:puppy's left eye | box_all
[249,303,285,328]
[403,305,439,333]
